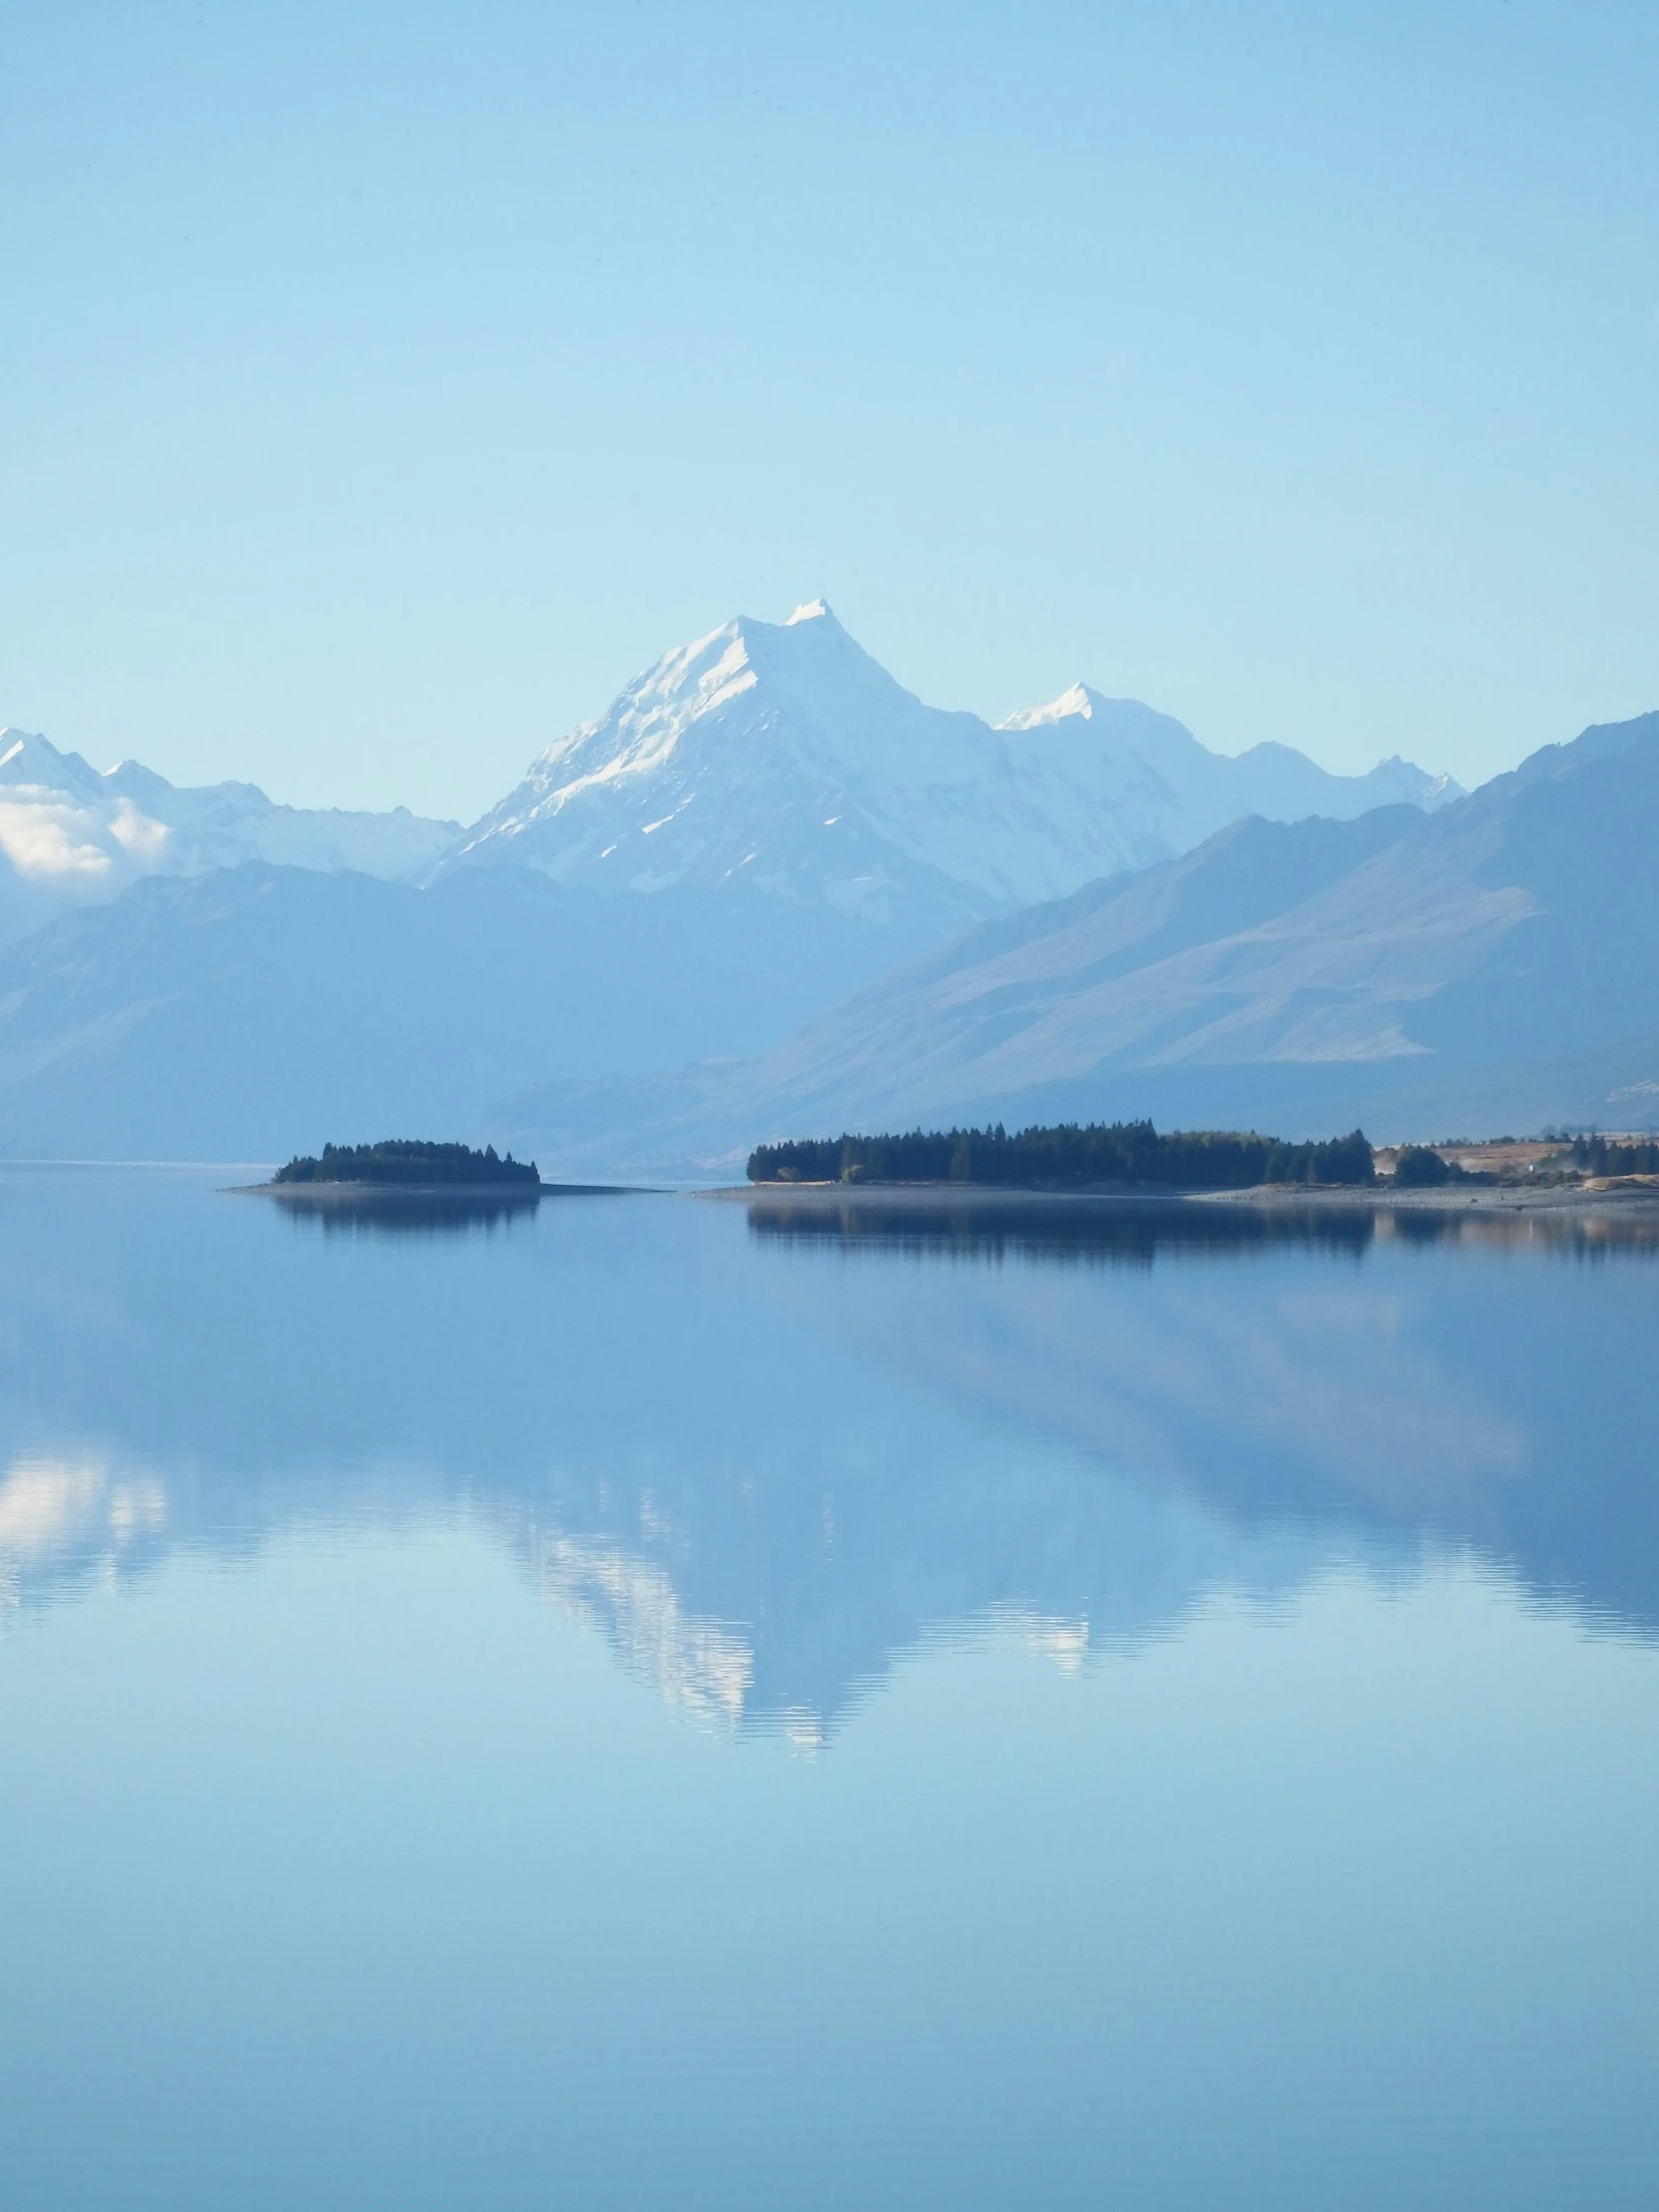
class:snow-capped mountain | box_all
[447,600,1458,918]
[997,683,1460,850]
[0,729,458,942]
[1,604,1458,955]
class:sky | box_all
[2,2,1655,823]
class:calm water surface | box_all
[2,1168,1658,2208]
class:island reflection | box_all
[267,1186,545,1238]
[747,1190,1659,1266]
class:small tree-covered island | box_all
[273,1140,541,1188]
[748,1121,1376,1190]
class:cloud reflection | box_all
[0,1453,166,1610]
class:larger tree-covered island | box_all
[274,1140,541,1188]
[748,1121,1375,1190]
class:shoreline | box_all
[714,1178,1659,1216]
[229,1179,636,1201]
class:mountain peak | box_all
[0,727,111,803]
[450,610,1462,915]
[996,683,1096,733]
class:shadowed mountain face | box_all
[0,863,948,1163]
[489,710,1659,1173]
[3,1171,1656,1739]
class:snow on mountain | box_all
[448,600,1459,918]
[0,607,1458,957]
[0,729,458,942]
[997,683,1460,843]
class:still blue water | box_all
[2,1168,1657,2208]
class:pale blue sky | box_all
[2,2,1655,821]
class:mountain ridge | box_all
[442,600,1459,920]
[0,727,458,944]
[9,605,1626,1171]
[480,709,1659,1178]
[0,859,959,1161]
[3,603,1460,954]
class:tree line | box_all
[1390,1144,1474,1186]
[275,1140,541,1187]
[747,1121,1376,1190]
[1570,1134,1659,1176]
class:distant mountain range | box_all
[2,600,1454,947]
[2,603,1649,1167]
[0,728,456,944]
[0,864,941,1164]
[486,708,1659,1177]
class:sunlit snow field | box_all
[2,1168,1657,2209]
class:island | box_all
[273,1140,541,1189]
[747,1121,1376,1189]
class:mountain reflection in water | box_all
[1,1169,1657,1738]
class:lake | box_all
[2,1166,1658,2208]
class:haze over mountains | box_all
[0,728,456,945]
[0,865,925,1164]
[0,599,1650,1169]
